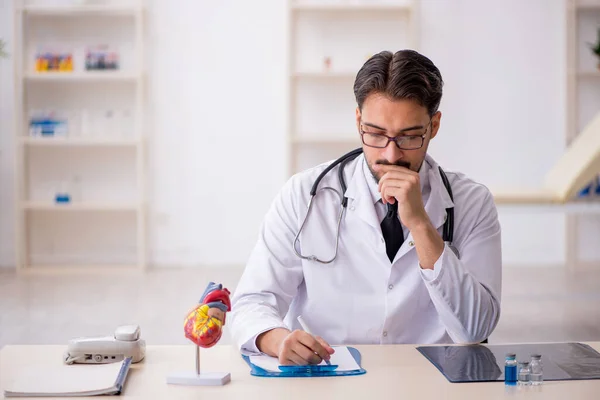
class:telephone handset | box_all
[64,325,146,364]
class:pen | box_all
[297,315,331,365]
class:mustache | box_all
[375,159,411,169]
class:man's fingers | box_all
[297,333,330,361]
[315,336,335,355]
[373,164,416,174]
[380,180,408,198]
[292,343,322,365]
[378,171,419,192]
[381,187,406,205]
[280,350,307,366]
[279,331,334,366]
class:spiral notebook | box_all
[3,357,132,397]
[243,346,366,377]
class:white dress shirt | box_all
[229,153,502,354]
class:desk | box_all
[2,344,600,399]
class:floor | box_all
[1,265,600,349]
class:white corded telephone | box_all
[64,325,146,365]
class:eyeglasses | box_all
[359,118,432,150]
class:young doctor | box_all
[229,50,502,366]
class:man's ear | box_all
[430,111,442,140]
[355,107,361,132]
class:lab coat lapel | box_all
[343,154,381,232]
[422,155,454,232]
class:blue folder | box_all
[242,347,366,377]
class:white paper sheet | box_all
[249,346,360,372]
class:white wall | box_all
[144,0,287,266]
[0,0,597,268]
[419,0,569,266]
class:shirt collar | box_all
[362,157,431,205]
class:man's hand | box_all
[373,163,445,269]
[374,164,428,231]
[257,328,334,365]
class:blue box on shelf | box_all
[55,194,71,204]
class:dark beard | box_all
[368,159,412,183]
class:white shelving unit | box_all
[565,0,600,269]
[13,0,146,271]
[287,0,419,175]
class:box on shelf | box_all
[28,110,69,137]
[35,46,74,72]
[55,176,82,204]
[85,45,120,71]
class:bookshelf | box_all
[13,0,146,271]
[287,0,419,175]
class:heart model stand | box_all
[167,344,230,386]
[166,282,232,386]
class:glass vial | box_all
[504,353,517,386]
[518,361,531,386]
[530,354,543,385]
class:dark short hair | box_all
[353,50,443,116]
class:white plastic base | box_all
[166,371,231,386]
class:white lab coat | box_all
[229,153,502,353]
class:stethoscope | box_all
[292,148,458,264]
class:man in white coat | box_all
[229,50,502,366]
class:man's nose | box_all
[382,139,404,164]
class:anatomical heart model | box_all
[166,282,232,386]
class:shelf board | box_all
[292,71,356,79]
[492,188,600,213]
[21,137,140,147]
[24,72,140,82]
[18,265,142,274]
[495,200,600,214]
[291,2,412,12]
[20,4,139,16]
[22,202,140,212]
[578,71,600,78]
[293,135,358,145]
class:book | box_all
[3,357,132,398]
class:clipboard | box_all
[242,347,366,377]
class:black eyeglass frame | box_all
[359,118,433,150]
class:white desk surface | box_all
[2,343,600,399]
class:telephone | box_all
[64,325,146,365]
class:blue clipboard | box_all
[243,347,366,377]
